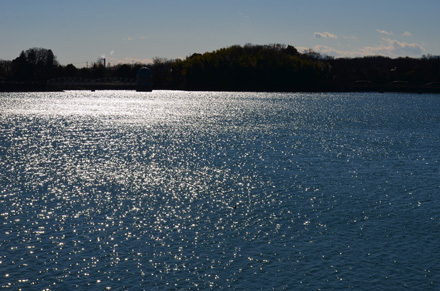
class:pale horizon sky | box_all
[1,0,439,66]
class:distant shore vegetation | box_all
[1,44,440,92]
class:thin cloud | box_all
[106,56,154,65]
[306,45,348,57]
[402,31,413,37]
[376,29,394,36]
[359,38,425,57]
[343,35,357,40]
[238,11,250,19]
[124,36,146,41]
[314,32,338,39]
[305,38,425,58]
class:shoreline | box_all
[1,82,440,94]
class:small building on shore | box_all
[136,67,153,91]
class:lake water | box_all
[1,91,439,290]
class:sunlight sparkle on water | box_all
[1,91,439,289]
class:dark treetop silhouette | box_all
[1,45,439,92]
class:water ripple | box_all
[1,91,439,289]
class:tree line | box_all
[1,45,440,92]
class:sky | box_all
[1,0,440,66]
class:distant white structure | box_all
[136,67,153,91]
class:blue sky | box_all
[1,0,439,66]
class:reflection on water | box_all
[1,91,439,289]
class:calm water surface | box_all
[1,91,439,290]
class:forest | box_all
[1,45,440,92]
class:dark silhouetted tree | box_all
[11,48,58,82]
